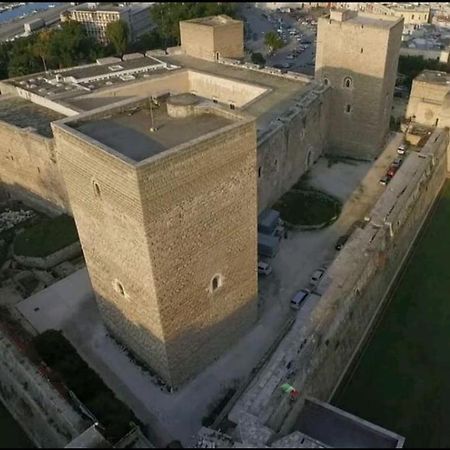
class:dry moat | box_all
[333,180,450,448]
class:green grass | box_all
[273,189,341,227]
[333,181,450,448]
[14,214,78,258]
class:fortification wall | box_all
[257,83,330,212]
[0,120,70,214]
[0,328,87,447]
[231,128,449,436]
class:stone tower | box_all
[315,10,403,158]
[180,15,244,62]
[53,95,258,387]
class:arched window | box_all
[343,77,353,89]
[324,78,330,86]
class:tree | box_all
[398,55,449,89]
[33,29,54,72]
[106,20,129,56]
[251,52,266,66]
[264,31,284,54]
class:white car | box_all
[310,267,326,286]
[397,143,407,155]
[258,261,273,276]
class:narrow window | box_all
[114,280,125,297]
[93,180,101,197]
[360,47,363,53]
[324,78,330,86]
[346,104,352,113]
[229,103,235,110]
[258,167,262,178]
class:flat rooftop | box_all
[4,56,171,99]
[346,14,402,29]
[183,15,240,26]
[415,70,450,85]
[73,98,235,163]
[295,398,404,448]
[0,97,64,137]
[159,54,310,130]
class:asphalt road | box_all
[239,5,317,76]
[0,3,70,41]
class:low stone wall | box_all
[13,241,82,270]
[230,128,449,438]
[0,328,87,447]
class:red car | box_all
[387,165,399,178]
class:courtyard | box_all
[15,133,403,447]
[333,180,450,448]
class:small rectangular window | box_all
[346,104,352,113]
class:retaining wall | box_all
[230,128,449,437]
[0,328,88,447]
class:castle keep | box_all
[0,11,402,386]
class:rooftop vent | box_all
[108,64,124,71]
[105,81,113,85]
[120,74,135,81]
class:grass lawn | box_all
[14,214,79,258]
[333,180,450,448]
[273,189,341,227]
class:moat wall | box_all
[0,328,87,448]
[230,128,449,437]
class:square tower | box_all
[52,94,258,386]
[180,15,244,62]
[315,10,403,158]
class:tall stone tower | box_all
[53,95,258,387]
[315,10,403,158]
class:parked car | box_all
[310,267,326,286]
[335,234,349,251]
[286,54,295,60]
[397,143,407,155]
[290,289,311,310]
[258,260,273,276]
[379,175,391,186]
[392,157,403,168]
[387,164,399,178]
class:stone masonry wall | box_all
[136,112,258,386]
[180,22,215,62]
[0,120,70,213]
[0,329,87,447]
[231,128,449,436]
[257,84,330,212]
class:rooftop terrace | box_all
[183,15,239,26]
[0,97,64,137]
[415,70,450,85]
[71,96,236,163]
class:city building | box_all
[61,2,153,45]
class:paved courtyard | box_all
[16,133,403,447]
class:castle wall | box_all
[213,22,244,60]
[231,128,449,435]
[0,120,70,213]
[257,84,330,212]
[180,22,215,62]
[52,122,171,381]
[0,328,87,448]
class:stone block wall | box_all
[231,128,449,435]
[257,84,330,212]
[315,13,403,158]
[0,329,87,447]
[54,105,258,387]
[0,120,70,214]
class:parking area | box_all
[238,4,319,75]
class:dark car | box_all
[335,234,349,251]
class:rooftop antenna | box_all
[149,97,157,132]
